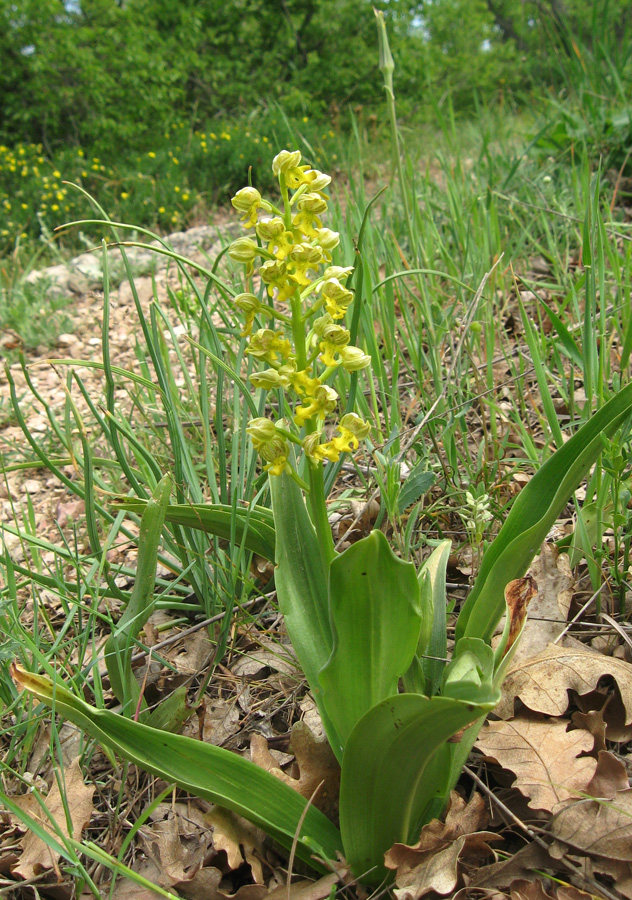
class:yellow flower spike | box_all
[321,278,354,320]
[246,328,293,363]
[339,345,372,371]
[294,384,338,428]
[231,187,263,228]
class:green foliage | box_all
[0,111,344,256]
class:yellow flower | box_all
[321,278,354,319]
[181,192,190,202]
[121,192,129,200]
[246,328,292,363]
[247,418,291,476]
[148,151,156,158]
[158,206,166,214]
[294,384,338,427]
[231,187,262,228]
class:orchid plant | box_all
[13,149,632,886]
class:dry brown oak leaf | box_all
[250,720,340,822]
[495,643,632,723]
[11,756,95,881]
[476,714,597,812]
[384,791,501,899]
[550,751,632,862]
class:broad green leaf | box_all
[269,473,340,752]
[339,692,497,884]
[112,498,276,560]
[318,531,421,755]
[11,666,343,869]
[457,381,632,644]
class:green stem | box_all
[307,461,336,566]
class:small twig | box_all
[553,584,605,644]
[600,612,632,652]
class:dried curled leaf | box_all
[496,644,632,721]
[384,792,500,899]
[11,757,95,881]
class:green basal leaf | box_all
[457,381,632,643]
[11,666,343,869]
[318,531,421,756]
[339,692,498,884]
[269,472,341,753]
[112,498,276,560]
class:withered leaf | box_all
[495,644,632,721]
[507,545,574,668]
[551,787,632,860]
[266,873,339,900]
[205,806,266,884]
[251,721,340,822]
[476,715,596,812]
[11,757,95,881]
[384,792,500,899]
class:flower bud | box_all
[321,322,350,347]
[246,417,279,444]
[234,292,260,314]
[303,170,332,192]
[289,243,323,265]
[228,236,260,263]
[323,265,353,282]
[322,278,354,319]
[340,345,371,371]
[259,258,287,284]
[256,216,286,241]
[249,368,291,390]
[302,432,322,458]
